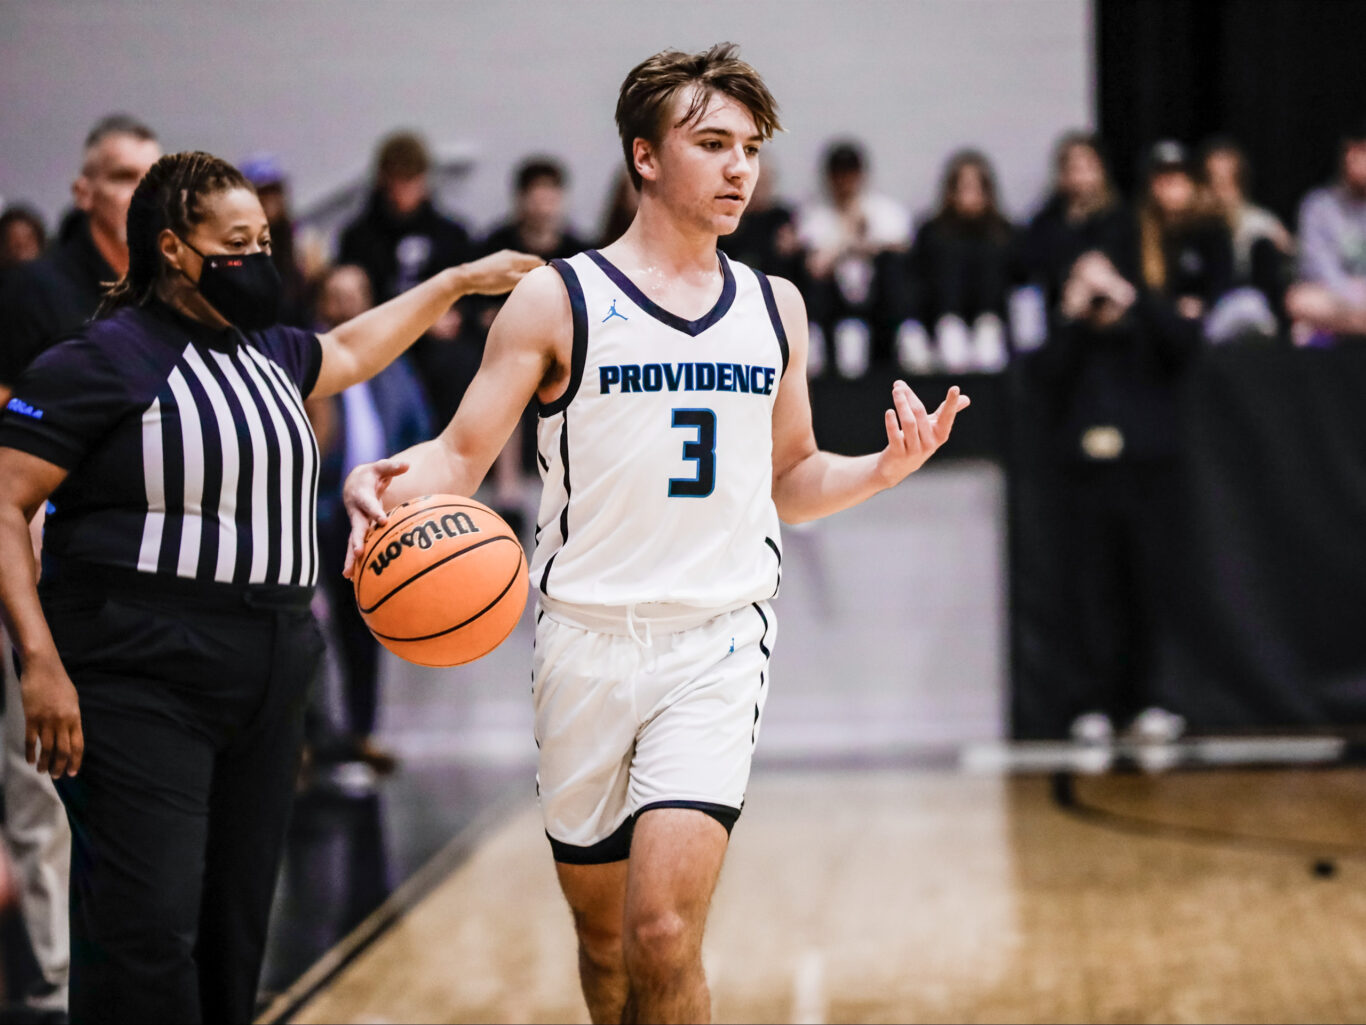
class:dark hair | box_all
[1052,131,1109,175]
[97,151,252,317]
[516,157,567,193]
[938,149,1006,220]
[1197,135,1250,193]
[1341,116,1366,146]
[84,113,157,151]
[615,42,781,191]
[0,205,47,260]
[825,141,865,177]
[1050,130,1117,212]
[375,131,431,182]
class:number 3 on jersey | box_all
[669,408,716,498]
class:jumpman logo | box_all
[602,299,628,323]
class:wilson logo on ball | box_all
[354,496,528,668]
[368,511,481,576]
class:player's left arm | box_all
[768,276,970,524]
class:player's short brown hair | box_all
[615,43,781,190]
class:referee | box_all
[0,151,540,1024]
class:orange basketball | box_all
[353,495,529,667]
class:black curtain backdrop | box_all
[1098,0,1366,224]
[1009,345,1366,738]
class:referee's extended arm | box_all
[310,249,542,397]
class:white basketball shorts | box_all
[532,599,775,864]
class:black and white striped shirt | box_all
[0,302,323,588]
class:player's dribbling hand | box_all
[342,457,410,579]
[876,381,970,485]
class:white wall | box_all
[0,0,1091,241]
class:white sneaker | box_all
[895,319,936,374]
[1070,711,1115,745]
[1134,743,1181,774]
[935,314,973,372]
[833,318,871,379]
[1127,706,1187,744]
[971,313,1008,372]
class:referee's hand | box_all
[342,457,410,580]
[20,653,83,778]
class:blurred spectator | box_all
[1285,118,1366,343]
[597,170,639,248]
[304,265,433,781]
[483,156,588,261]
[719,161,804,282]
[1197,137,1292,337]
[1020,132,1136,308]
[1029,251,1202,746]
[0,113,158,1024]
[903,150,1016,372]
[0,114,160,399]
[239,152,311,326]
[339,131,473,420]
[1136,140,1234,323]
[1199,138,1293,284]
[798,140,910,377]
[0,206,47,281]
[478,157,587,539]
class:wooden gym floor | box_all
[263,763,1366,1024]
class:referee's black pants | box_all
[42,575,323,1025]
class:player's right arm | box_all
[341,264,571,577]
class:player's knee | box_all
[624,910,695,975]
[573,913,623,970]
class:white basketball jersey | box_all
[530,249,788,611]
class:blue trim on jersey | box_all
[540,259,588,418]
[752,601,772,660]
[752,601,772,743]
[539,416,571,595]
[585,249,736,337]
[753,270,790,375]
[764,536,782,597]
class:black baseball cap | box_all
[1145,139,1191,176]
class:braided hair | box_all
[97,151,252,317]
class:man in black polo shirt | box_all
[0,114,159,1021]
[0,115,161,402]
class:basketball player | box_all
[343,44,969,1024]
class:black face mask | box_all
[177,237,282,332]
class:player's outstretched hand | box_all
[457,250,546,296]
[876,381,970,486]
[342,457,410,579]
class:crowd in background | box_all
[8,120,1366,380]
[7,120,1366,393]
[1,112,1366,1017]
[4,117,1366,760]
